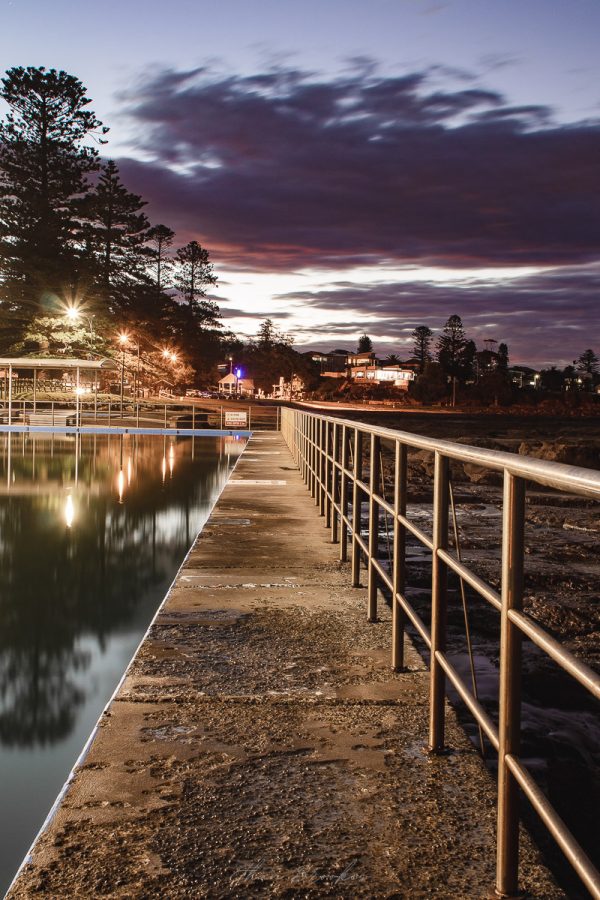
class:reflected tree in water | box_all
[0,435,231,747]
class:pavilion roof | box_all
[0,357,118,370]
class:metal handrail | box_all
[0,399,280,431]
[281,407,600,899]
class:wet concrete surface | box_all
[8,433,564,899]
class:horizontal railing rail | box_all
[0,399,280,431]
[281,406,600,899]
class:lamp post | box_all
[161,348,180,397]
[118,332,129,417]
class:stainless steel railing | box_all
[0,399,280,431]
[281,406,600,899]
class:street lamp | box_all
[118,332,129,417]
[161,348,180,396]
[65,305,95,342]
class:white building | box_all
[218,373,255,395]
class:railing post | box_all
[367,433,381,622]
[351,428,363,587]
[319,419,326,516]
[312,416,316,495]
[324,420,331,523]
[429,451,449,752]
[496,472,525,898]
[316,418,323,508]
[392,441,407,671]
[302,414,308,484]
[331,423,339,543]
[340,425,349,561]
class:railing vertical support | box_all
[340,425,349,561]
[351,428,363,587]
[429,451,449,753]
[317,419,323,510]
[367,433,381,622]
[392,441,407,671]
[304,414,309,485]
[299,413,304,480]
[310,417,316,499]
[331,423,339,543]
[323,420,330,522]
[496,472,526,898]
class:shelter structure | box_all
[0,357,118,425]
[218,372,255,396]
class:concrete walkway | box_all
[9,433,562,899]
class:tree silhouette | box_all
[412,325,433,373]
[175,240,217,307]
[436,315,472,404]
[576,349,598,374]
[86,160,150,310]
[147,224,175,297]
[0,66,107,328]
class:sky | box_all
[1,0,599,366]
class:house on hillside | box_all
[306,349,349,378]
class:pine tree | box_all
[357,334,373,353]
[412,325,433,373]
[497,342,509,371]
[0,66,107,321]
[436,315,471,404]
[576,348,598,374]
[175,240,216,309]
[256,319,277,350]
[86,160,150,311]
[436,316,467,375]
[147,224,175,297]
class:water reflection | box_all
[0,431,241,892]
[64,494,75,528]
[0,432,237,749]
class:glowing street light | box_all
[65,305,95,340]
[118,332,130,417]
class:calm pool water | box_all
[0,431,244,893]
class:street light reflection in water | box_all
[0,430,244,895]
[64,493,75,528]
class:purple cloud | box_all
[115,64,600,272]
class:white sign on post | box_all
[224,410,248,427]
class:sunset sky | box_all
[2,0,599,365]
